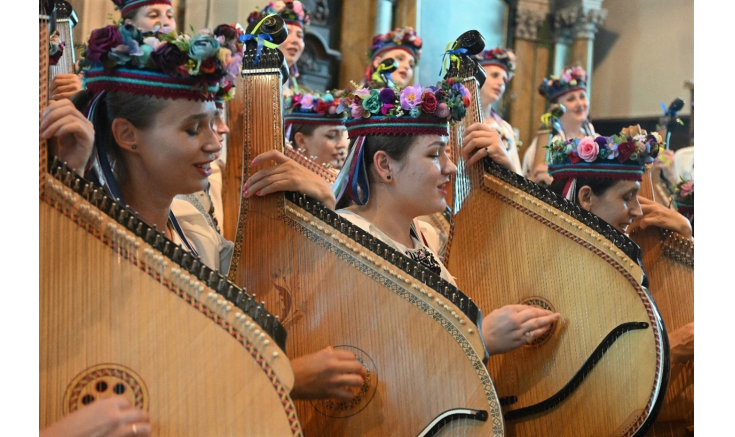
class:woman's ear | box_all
[372,54,383,70]
[372,150,393,183]
[578,185,594,212]
[294,131,307,150]
[111,118,140,153]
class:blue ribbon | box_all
[439,48,468,76]
[242,33,274,65]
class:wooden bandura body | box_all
[39,11,302,435]
[629,146,694,437]
[227,18,504,436]
[443,34,668,437]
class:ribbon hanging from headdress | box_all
[438,41,468,76]
[333,136,370,205]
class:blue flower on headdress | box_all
[189,34,221,61]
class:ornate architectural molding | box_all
[554,4,607,40]
[515,0,550,41]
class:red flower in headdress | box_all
[617,141,636,163]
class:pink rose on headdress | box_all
[350,101,364,118]
[292,1,304,15]
[561,71,573,83]
[436,103,449,118]
[576,137,599,162]
[400,84,423,110]
[680,181,694,198]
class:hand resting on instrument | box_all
[628,196,692,238]
[481,304,561,356]
[289,346,368,401]
[50,73,83,101]
[462,122,517,173]
[244,150,337,210]
[40,99,94,177]
[40,395,150,437]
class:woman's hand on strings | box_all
[630,196,692,238]
[40,395,150,437]
[290,346,368,401]
[244,150,337,209]
[50,73,83,101]
[482,304,561,355]
[461,122,517,172]
[41,99,94,176]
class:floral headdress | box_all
[546,130,664,200]
[673,178,694,222]
[539,65,587,102]
[283,90,348,137]
[475,47,516,81]
[364,27,422,82]
[49,30,65,66]
[81,23,244,102]
[112,0,172,17]
[80,23,244,203]
[247,1,311,29]
[333,79,470,205]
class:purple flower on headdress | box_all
[350,101,364,118]
[300,94,315,110]
[86,25,124,62]
[606,137,619,159]
[400,84,423,110]
[379,88,396,104]
[150,42,189,77]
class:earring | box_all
[131,145,137,150]
[386,175,392,180]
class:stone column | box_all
[507,0,550,158]
[555,1,607,102]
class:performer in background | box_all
[361,27,422,89]
[247,0,311,93]
[523,65,596,185]
[476,47,522,174]
[284,89,349,169]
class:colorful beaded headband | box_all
[112,0,172,17]
[476,47,516,81]
[248,1,311,30]
[546,130,664,199]
[333,80,470,205]
[81,23,244,102]
[539,64,587,102]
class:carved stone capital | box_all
[515,0,550,40]
[555,5,607,40]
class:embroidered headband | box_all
[364,27,422,82]
[333,79,470,205]
[112,0,172,17]
[475,47,516,81]
[539,64,587,102]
